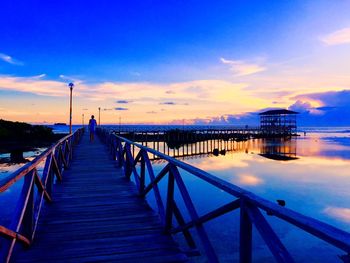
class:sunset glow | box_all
[1,1,350,125]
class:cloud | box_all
[0,75,72,96]
[31,74,46,79]
[321,27,350,46]
[103,108,113,111]
[293,90,350,107]
[59,74,83,84]
[0,53,23,65]
[165,90,175,94]
[288,100,312,113]
[290,90,350,126]
[160,101,176,105]
[146,111,157,114]
[159,101,189,106]
[114,107,128,111]
[173,112,259,126]
[0,75,251,106]
[185,86,208,96]
[315,106,336,111]
[116,100,131,104]
[220,57,266,76]
[2,71,349,126]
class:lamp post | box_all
[82,113,84,127]
[98,107,101,126]
[68,82,74,134]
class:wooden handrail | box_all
[97,127,350,263]
[0,226,31,247]
[0,128,84,263]
[0,132,80,192]
[111,125,261,133]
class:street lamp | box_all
[68,82,74,134]
[98,107,101,126]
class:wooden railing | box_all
[98,128,350,263]
[0,128,84,263]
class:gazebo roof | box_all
[259,109,299,115]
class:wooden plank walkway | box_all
[13,132,187,263]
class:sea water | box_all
[130,126,350,262]
[1,126,350,262]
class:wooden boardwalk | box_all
[13,132,187,263]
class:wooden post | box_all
[240,200,252,263]
[140,157,145,194]
[164,170,175,233]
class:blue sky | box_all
[1,1,350,124]
[1,1,289,80]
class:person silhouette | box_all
[89,115,97,142]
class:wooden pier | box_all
[1,127,350,263]
[0,130,187,263]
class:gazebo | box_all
[259,109,298,135]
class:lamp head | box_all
[68,82,74,89]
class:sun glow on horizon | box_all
[1,1,350,125]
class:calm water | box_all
[139,127,350,262]
[1,126,350,262]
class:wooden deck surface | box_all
[13,132,187,263]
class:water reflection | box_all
[158,133,350,229]
[323,207,350,223]
[138,135,301,163]
[233,173,263,186]
[259,137,298,161]
[144,131,350,262]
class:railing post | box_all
[112,137,117,161]
[69,137,73,161]
[240,199,252,263]
[124,143,132,179]
[45,154,54,196]
[171,165,219,263]
[164,169,175,233]
[117,141,123,167]
[139,155,146,194]
[21,173,35,241]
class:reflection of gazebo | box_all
[259,137,298,161]
[259,109,298,135]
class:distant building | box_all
[259,109,298,135]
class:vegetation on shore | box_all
[0,119,65,160]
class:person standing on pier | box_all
[89,115,97,142]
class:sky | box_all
[1,0,350,125]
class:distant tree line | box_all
[0,119,63,153]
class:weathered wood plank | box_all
[13,132,187,262]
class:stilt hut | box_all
[259,109,298,135]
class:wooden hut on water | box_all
[259,109,298,135]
